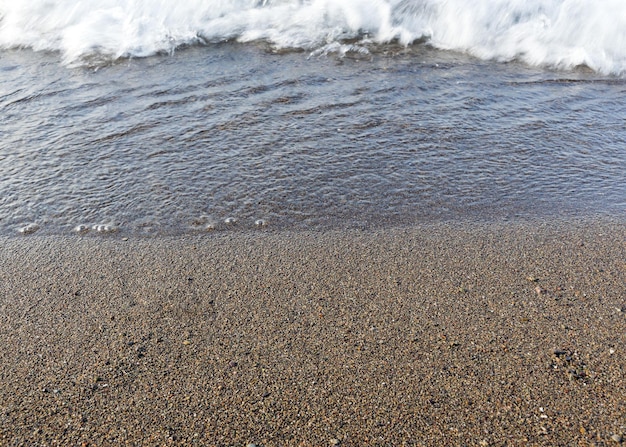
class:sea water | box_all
[1,0,625,235]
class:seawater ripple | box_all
[1,44,625,236]
[1,0,626,75]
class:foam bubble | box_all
[92,224,117,233]
[18,223,40,234]
[74,224,90,233]
[191,215,211,226]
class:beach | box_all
[2,1,626,445]
[1,217,624,446]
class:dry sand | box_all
[0,218,625,446]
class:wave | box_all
[1,0,625,74]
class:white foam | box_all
[92,224,117,233]
[74,224,90,233]
[18,223,40,234]
[1,0,625,74]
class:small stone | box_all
[254,219,267,227]
[182,340,191,345]
[330,439,341,446]
[535,286,547,295]
[247,444,258,447]
[224,217,237,224]
[611,434,623,443]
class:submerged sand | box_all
[0,218,625,446]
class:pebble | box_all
[224,217,237,224]
[254,219,267,227]
[611,434,623,443]
[330,439,341,446]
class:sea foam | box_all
[0,0,625,74]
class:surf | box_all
[1,0,625,74]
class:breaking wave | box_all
[1,0,625,74]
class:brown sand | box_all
[0,218,625,446]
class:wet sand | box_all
[1,218,625,446]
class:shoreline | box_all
[1,217,625,445]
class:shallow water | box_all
[1,44,625,235]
